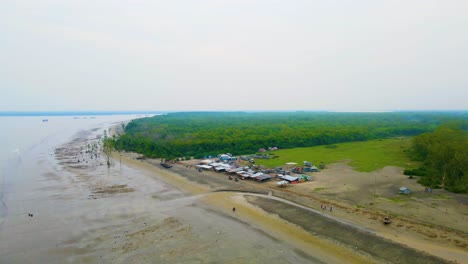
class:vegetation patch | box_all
[114,111,465,160]
[255,138,416,172]
[433,194,452,200]
[408,125,468,193]
[388,196,408,204]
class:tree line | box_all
[114,111,467,161]
[407,123,467,193]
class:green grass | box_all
[433,194,452,200]
[387,196,409,203]
[254,138,418,172]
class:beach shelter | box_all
[286,162,297,172]
[399,187,411,195]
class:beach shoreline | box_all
[2,119,466,263]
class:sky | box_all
[1,0,467,112]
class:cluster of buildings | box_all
[195,159,273,181]
[194,154,320,184]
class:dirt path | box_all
[240,194,449,264]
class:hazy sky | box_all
[1,0,467,112]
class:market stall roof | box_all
[278,175,299,182]
[256,174,272,181]
[196,165,213,169]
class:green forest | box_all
[114,111,464,156]
[114,111,467,192]
[407,125,468,193]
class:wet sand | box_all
[0,122,317,263]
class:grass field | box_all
[254,138,419,172]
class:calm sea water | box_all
[0,115,141,220]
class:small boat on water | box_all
[42,119,48,122]
[160,163,172,168]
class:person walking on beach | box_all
[330,206,333,212]
[232,207,236,212]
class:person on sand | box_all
[330,206,333,212]
[232,207,236,212]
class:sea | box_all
[0,114,145,221]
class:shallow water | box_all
[0,116,135,218]
[0,115,139,262]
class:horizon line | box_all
[0,109,467,117]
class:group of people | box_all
[321,204,332,212]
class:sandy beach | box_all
[1,120,466,263]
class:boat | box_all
[42,119,48,122]
[160,163,172,168]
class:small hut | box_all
[399,187,411,195]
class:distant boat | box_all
[42,119,48,122]
[73,117,80,119]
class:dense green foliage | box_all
[114,111,466,161]
[408,125,468,193]
[403,167,427,177]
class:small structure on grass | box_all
[310,166,319,172]
[399,186,411,195]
